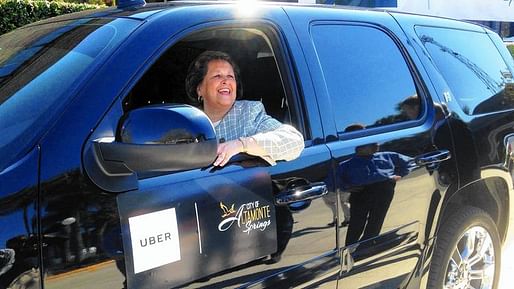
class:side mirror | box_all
[84,104,217,192]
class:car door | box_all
[39,5,339,289]
[84,7,338,288]
[284,6,456,289]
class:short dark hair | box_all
[185,50,243,105]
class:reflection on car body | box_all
[1,1,514,289]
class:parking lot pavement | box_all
[43,230,514,289]
[500,244,513,289]
[499,208,514,289]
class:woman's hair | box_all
[185,50,243,105]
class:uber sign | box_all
[128,208,181,273]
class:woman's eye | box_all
[227,75,235,79]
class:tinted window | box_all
[0,18,140,172]
[311,24,419,133]
[416,26,514,115]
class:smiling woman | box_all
[185,51,242,122]
[185,50,304,167]
[122,26,306,168]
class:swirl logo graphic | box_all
[218,201,272,234]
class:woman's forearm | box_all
[249,124,304,165]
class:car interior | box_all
[122,27,293,125]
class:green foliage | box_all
[64,0,111,6]
[508,44,514,59]
[0,0,101,35]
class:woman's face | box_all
[197,59,237,113]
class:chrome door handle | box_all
[275,182,328,205]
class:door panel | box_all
[118,167,277,288]
[332,133,440,289]
[111,144,335,288]
[38,5,339,288]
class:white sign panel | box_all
[397,0,514,21]
[128,208,181,274]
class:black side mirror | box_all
[84,104,217,192]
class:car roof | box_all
[22,0,480,30]
[20,0,392,24]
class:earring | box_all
[198,95,203,102]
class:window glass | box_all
[416,26,513,115]
[311,24,419,133]
[0,18,140,172]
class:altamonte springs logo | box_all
[218,201,272,234]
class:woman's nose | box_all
[220,75,234,83]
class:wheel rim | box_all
[444,226,496,289]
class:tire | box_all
[428,206,501,289]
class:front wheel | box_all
[428,206,501,289]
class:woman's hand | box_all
[214,139,243,167]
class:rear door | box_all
[284,6,456,288]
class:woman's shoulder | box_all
[234,100,265,112]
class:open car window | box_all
[122,27,295,127]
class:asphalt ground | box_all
[499,246,513,289]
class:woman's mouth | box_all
[218,88,231,95]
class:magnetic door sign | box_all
[128,208,181,274]
[117,168,276,288]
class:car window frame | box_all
[414,24,514,116]
[309,21,431,141]
[117,20,311,144]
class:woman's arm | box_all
[248,124,304,165]
[214,124,304,166]
[213,101,304,166]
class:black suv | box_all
[1,1,514,289]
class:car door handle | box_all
[415,150,451,166]
[275,182,328,205]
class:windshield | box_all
[0,17,140,172]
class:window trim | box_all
[118,20,312,142]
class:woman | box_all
[185,50,304,167]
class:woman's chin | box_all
[217,97,236,107]
[206,102,234,113]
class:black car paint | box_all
[0,2,513,289]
